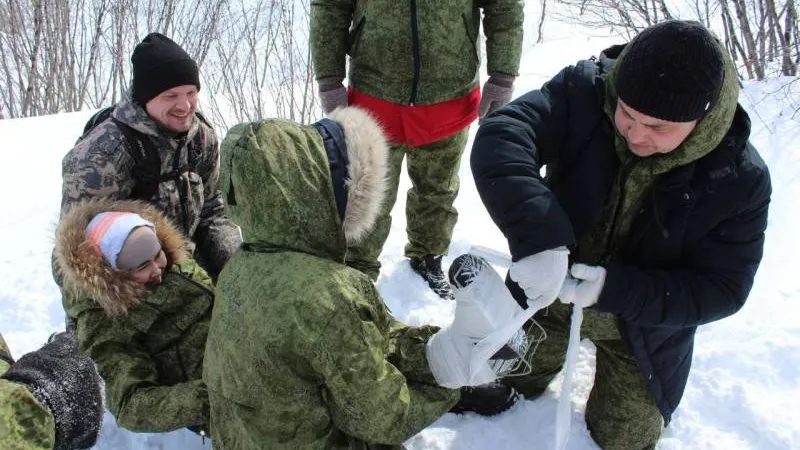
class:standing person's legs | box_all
[403,129,469,259]
[346,144,407,279]
[586,339,663,450]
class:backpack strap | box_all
[79,106,115,141]
[113,111,210,205]
[111,117,163,201]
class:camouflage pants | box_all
[503,303,664,450]
[346,129,469,279]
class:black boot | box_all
[450,380,521,417]
[448,253,487,289]
[410,255,454,300]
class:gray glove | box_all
[478,74,515,118]
[318,77,348,114]
[2,332,104,450]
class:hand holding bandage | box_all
[559,263,607,308]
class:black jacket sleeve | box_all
[470,66,577,261]
[598,157,771,327]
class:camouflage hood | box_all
[55,199,191,317]
[219,107,388,261]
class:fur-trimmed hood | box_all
[218,106,388,261]
[322,107,388,245]
[55,199,191,317]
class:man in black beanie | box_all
[59,32,241,281]
[470,21,771,449]
[131,32,202,132]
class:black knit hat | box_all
[615,21,725,122]
[131,33,200,106]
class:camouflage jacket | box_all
[0,334,56,450]
[55,200,214,433]
[60,91,241,277]
[310,0,524,105]
[204,114,459,449]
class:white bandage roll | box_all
[426,326,497,389]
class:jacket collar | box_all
[55,199,191,317]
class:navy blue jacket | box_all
[471,53,771,422]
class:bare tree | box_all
[203,0,319,129]
[552,0,798,80]
[537,0,547,43]
[0,0,319,126]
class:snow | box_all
[1,15,799,450]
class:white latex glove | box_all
[508,247,570,307]
[558,263,607,308]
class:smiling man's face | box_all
[145,84,198,133]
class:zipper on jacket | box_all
[601,157,639,264]
[409,0,421,105]
[174,139,192,236]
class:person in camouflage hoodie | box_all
[0,332,104,450]
[204,107,465,449]
[60,33,240,279]
[55,199,214,436]
[310,0,524,299]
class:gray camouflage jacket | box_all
[60,91,241,277]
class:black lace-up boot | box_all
[450,380,521,416]
[409,255,454,300]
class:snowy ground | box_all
[1,12,798,450]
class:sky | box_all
[0,7,798,450]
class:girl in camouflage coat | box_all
[204,107,460,449]
[55,199,214,436]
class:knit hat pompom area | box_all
[131,32,200,106]
[85,212,161,271]
[614,20,725,123]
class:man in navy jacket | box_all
[471,21,771,450]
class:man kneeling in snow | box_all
[204,107,521,449]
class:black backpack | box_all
[80,106,209,201]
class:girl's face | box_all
[129,249,168,285]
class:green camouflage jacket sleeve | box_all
[75,306,209,433]
[313,286,459,445]
[0,335,56,450]
[482,0,524,76]
[192,126,242,276]
[387,322,442,385]
[310,0,355,80]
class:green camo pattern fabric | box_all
[63,259,214,433]
[310,0,524,105]
[206,119,459,449]
[345,129,468,278]
[0,334,55,450]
